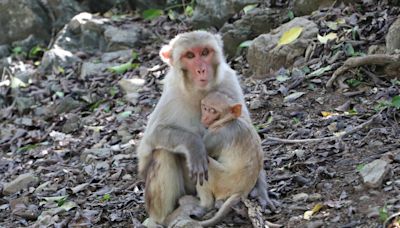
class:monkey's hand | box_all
[151,125,208,185]
[186,138,208,186]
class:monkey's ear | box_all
[160,45,173,65]
[231,104,242,118]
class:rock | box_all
[220,8,289,58]
[80,62,118,79]
[39,45,80,73]
[101,50,133,62]
[0,0,51,45]
[3,173,39,195]
[386,16,400,53]
[104,24,152,51]
[62,114,81,133]
[192,0,258,29]
[15,97,35,114]
[359,159,390,188]
[119,78,146,94]
[249,97,263,110]
[39,12,153,73]
[306,220,324,228]
[129,0,167,10]
[0,45,10,58]
[52,96,83,115]
[292,0,336,16]
[81,148,112,163]
[0,57,11,77]
[292,192,309,202]
[247,17,318,78]
[46,0,88,31]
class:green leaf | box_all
[345,43,355,56]
[239,40,253,48]
[308,65,332,77]
[276,74,290,82]
[101,193,111,202]
[391,95,400,109]
[142,9,163,20]
[131,51,138,60]
[185,5,193,17]
[55,91,64,98]
[278,27,303,46]
[288,10,294,20]
[346,79,361,88]
[379,206,389,222]
[28,45,44,58]
[356,164,364,171]
[12,46,23,55]
[243,4,257,14]
[108,62,137,74]
[168,9,177,20]
[60,201,77,211]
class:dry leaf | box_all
[317,33,338,44]
[278,27,303,46]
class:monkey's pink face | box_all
[180,46,215,89]
[201,103,220,128]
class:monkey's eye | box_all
[185,52,195,59]
[210,108,217,114]
[201,48,209,56]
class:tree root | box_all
[326,54,400,88]
[265,111,382,144]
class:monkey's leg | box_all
[145,149,185,224]
[252,170,277,211]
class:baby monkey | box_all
[195,91,267,227]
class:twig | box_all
[326,54,400,88]
[265,112,382,144]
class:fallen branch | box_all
[265,112,382,144]
[326,54,400,88]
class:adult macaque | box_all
[137,31,273,225]
[194,92,263,226]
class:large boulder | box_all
[220,8,289,58]
[0,0,51,45]
[39,12,153,73]
[386,16,400,53]
[292,0,336,16]
[191,0,258,29]
[247,17,318,78]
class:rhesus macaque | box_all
[194,92,265,227]
[137,31,273,225]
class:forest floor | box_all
[1,3,400,228]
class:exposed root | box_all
[326,54,400,88]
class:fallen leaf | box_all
[308,65,332,77]
[284,92,306,102]
[317,33,338,44]
[278,27,303,46]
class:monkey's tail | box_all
[199,193,241,227]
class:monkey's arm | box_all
[149,124,209,184]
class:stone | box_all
[386,16,400,53]
[39,45,80,73]
[62,114,81,133]
[221,8,289,58]
[359,159,391,188]
[0,0,51,44]
[292,192,309,202]
[3,173,39,195]
[101,50,133,63]
[104,24,152,51]
[119,78,146,94]
[0,45,10,58]
[292,0,336,16]
[192,0,258,29]
[80,62,118,79]
[247,17,318,78]
[52,96,83,115]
